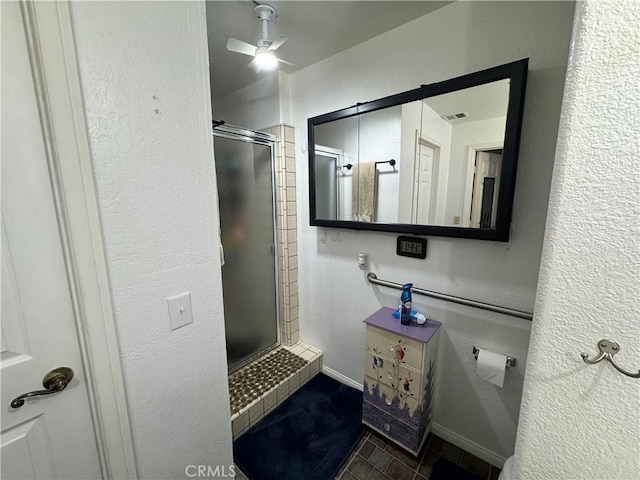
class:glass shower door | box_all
[213,132,279,372]
[314,153,337,220]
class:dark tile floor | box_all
[234,428,502,480]
[335,429,502,480]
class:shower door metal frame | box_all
[212,123,282,373]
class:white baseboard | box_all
[431,423,507,469]
[322,366,363,391]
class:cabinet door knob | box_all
[384,423,391,431]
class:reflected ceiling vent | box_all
[441,112,469,121]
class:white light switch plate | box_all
[167,292,193,331]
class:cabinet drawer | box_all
[366,325,424,370]
[365,351,422,401]
[364,375,420,423]
[363,400,422,455]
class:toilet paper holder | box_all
[473,346,517,368]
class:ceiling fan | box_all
[226,4,294,73]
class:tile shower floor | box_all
[230,343,323,440]
[335,430,502,480]
[228,348,308,416]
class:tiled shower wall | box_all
[263,124,299,346]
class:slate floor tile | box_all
[385,442,419,469]
[461,452,491,478]
[359,441,376,460]
[369,447,392,472]
[332,430,496,480]
[347,454,373,480]
[385,459,415,480]
[441,442,464,463]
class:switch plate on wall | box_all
[167,292,193,330]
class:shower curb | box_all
[230,343,323,440]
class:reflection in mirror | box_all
[314,106,410,223]
[313,80,510,228]
[358,105,403,223]
[308,59,528,241]
[410,79,509,228]
[314,116,358,221]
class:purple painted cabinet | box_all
[362,307,441,456]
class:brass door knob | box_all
[10,366,74,408]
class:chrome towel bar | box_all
[366,272,533,321]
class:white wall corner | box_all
[277,70,293,125]
[211,71,282,130]
[70,1,234,478]
[514,1,640,478]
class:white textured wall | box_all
[290,1,575,462]
[515,1,640,478]
[71,2,233,478]
[212,71,286,130]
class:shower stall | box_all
[212,124,280,372]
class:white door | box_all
[470,151,502,228]
[412,139,439,224]
[1,2,102,478]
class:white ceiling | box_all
[205,1,452,101]
[423,79,510,124]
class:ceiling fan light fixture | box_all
[226,4,292,73]
[255,50,278,71]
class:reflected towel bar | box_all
[366,272,533,321]
[341,159,396,171]
[374,159,396,168]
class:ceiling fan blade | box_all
[277,57,296,67]
[248,58,262,73]
[227,38,257,57]
[268,36,288,51]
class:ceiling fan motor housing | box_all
[254,5,277,48]
[254,5,276,22]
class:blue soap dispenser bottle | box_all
[400,283,413,325]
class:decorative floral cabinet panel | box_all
[362,307,441,456]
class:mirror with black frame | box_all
[308,59,528,241]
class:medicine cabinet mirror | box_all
[308,59,528,241]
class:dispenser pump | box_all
[400,283,413,325]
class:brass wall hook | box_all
[581,340,640,378]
